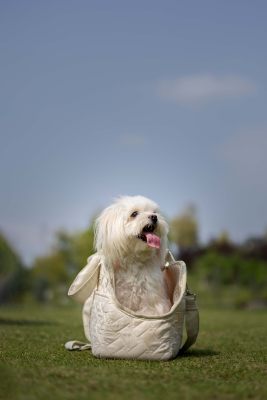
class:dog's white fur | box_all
[95,195,171,315]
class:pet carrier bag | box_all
[65,251,199,360]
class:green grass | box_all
[0,304,266,400]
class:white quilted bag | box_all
[65,251,199,360]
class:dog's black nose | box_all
[149,214,158,224]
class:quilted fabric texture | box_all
[82,256,188,360]
[89,291,185,360]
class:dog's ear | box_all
[94,204,125,265]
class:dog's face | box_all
[95,196,168,266]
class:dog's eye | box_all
[131,211,138,218]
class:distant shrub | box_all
[0,233,28,303]
[194,251,267,306]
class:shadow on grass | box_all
[0,317,57,326]
[178,348,220,358]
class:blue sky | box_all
[1,0,267,263]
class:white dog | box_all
[95,195,172,316]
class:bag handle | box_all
[65,340,91,351]
[165,250,199,353]
[179,289,199,354]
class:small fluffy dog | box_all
[95,195,172,315]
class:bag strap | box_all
[179,288,199,354]
[165,249,199,353]
[65,340,91,351]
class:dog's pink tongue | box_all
[145,233,161,249]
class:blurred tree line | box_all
[1,208,267,308]
[0,233,29,303]
[170,206,267,308]
[0,224,94,304]
[32,225,95,303]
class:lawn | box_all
[0,304,266,400]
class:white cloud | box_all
[157,74,256,104]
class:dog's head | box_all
[95,196,168,266]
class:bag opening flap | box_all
[68,253,101,303]
[164,260,187,308]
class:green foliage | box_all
[213,230,231,246]
[194,250,267,306]
[31,252,69,302]
[71,226,95,272]
[0,232,28,303]
[170,205,198,249]
[31,223,95,302]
